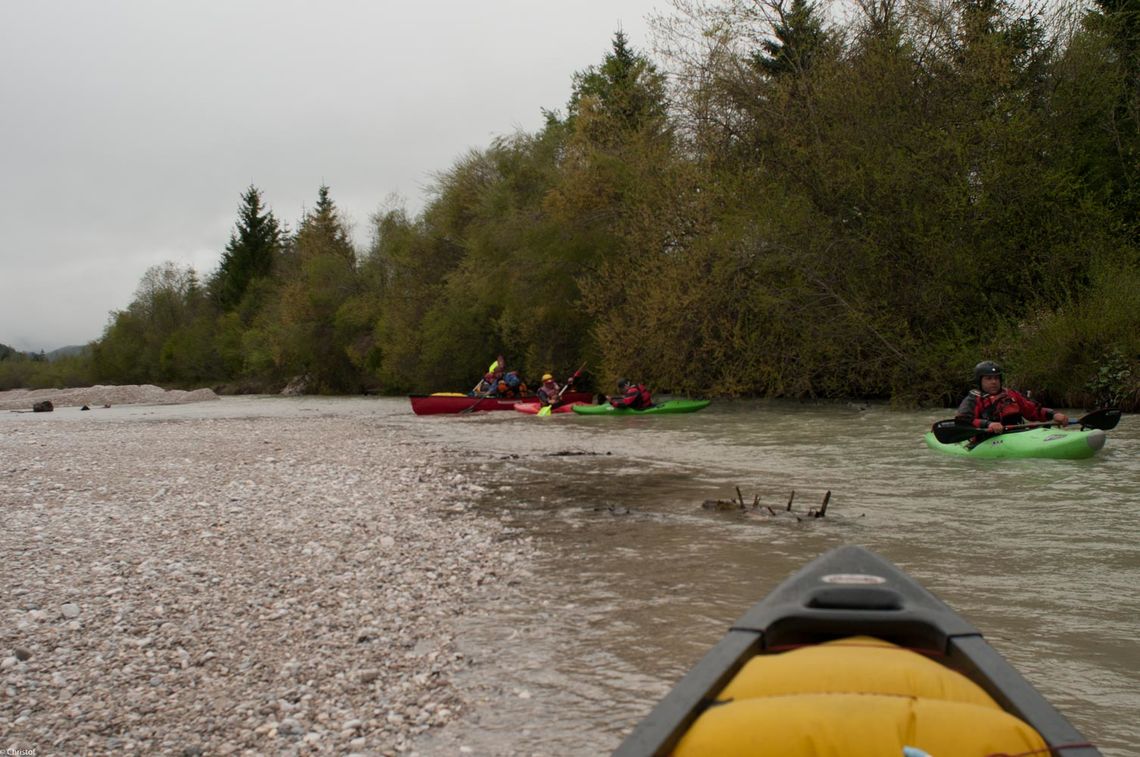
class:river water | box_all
[21,396,1138,754]
[404,397,1139,756]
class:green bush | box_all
[991,262,1140,409]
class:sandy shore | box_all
[0,407,536,755]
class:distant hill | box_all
[0,342,89,361]
[46,344,90,360]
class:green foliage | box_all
[224,186,362,393]
[1077,0,1140,236]
[989,261,1140,407]
[1085,348,1137,407]
[92,263,214,385]
[80,17,1139,409]
[0,352,94,391]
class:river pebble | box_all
[0,409,536,754]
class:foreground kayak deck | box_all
[924,426,1107,459]
[615,545,1099,756]
[571,399,710,416]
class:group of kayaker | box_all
[471,356,575,405]
[472,355,529,399]
[475,354,1064,425]
[472,356,653,409]
[955,360,1068,434]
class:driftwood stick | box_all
[818,490,831,517]
[766,505,777,516]
[736,486,746,508]
[752,494,759,509]
[786,490,795,511]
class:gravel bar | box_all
[1,409,536,755]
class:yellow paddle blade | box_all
[537,405,552,416]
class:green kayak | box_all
[924,426,1106,459]
[572,399,711,416]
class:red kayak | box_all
[513,401,586,415]
[409,391,594,416]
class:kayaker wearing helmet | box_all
[954,361,1068,434]
[610,378,653,410]
[497,369,527,398]
[537,373,563,406]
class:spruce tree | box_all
[294,184,355,261]
[569,31,668,134]
[753,0,831,76]
[213,185,282,309]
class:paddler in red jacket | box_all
[610,378,653,410]
[954,361,1067,434]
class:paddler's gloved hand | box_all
[1052,412,1068,426]
[986,421,1004,434]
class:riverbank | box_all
[0,407,536,755]
[0,384,219,412]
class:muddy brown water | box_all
[15,396,1138,755]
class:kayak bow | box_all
[615,545,1099,756]
[924,426,1106,459]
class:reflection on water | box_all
[16,396,1137,754]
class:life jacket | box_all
[498,371,527,399]
[966,387,1044,428]
[614,383,653,409]
[978,391,1017,423]
[538,381,562,404]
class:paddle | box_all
[537,364,585,417]
[459,396,486,415]
[931,408,1122,445]
[462,374,498,415]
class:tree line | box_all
[8,0,1138,408]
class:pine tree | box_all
[270,184,360,391]
[294,184,355,261]
[753,0,832,76]
[569,31,668,135]
[212,185,282,309]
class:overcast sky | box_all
[0,1,666,352]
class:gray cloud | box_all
[0,1,661,350]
